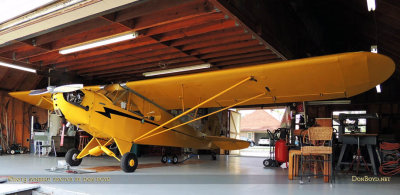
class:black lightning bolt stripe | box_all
[96,107,160,126]
[96,107,202,140]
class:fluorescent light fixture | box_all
[0,61,36,73]
[0,0,84,31]
[143,64,211,77]
[59,32,138,55]
[367,0,376,11]
[371,45,378,53]
[376,84,381,93]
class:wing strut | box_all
[136,94,266,143]
[134,76,254,142]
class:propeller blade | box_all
[29,89,50,96]
[53,84,83,93]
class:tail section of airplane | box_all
[206,136,250,150]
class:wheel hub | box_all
[129,159,135,167]
[72,153,77,161]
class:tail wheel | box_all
[211,152,217,160]
[172,155,179,164]
[161,155,168,163]
[66,148,82,166]
[121,152,138,173]
[263,159,271,167]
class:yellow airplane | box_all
[9,52,394,172]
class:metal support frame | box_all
[134,76,254,142]
[94,137,120,161]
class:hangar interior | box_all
[0,0,399,194]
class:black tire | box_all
[172,155,179,164]
[161,155,168,163]
[121,152,138,173]
[65,148,82,166]
[263,159,270,167]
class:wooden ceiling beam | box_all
[143,16,234,38]
[214,55,282,67]
[68,48,182,71]
[207,51,275,63]
[28,17,114,47]
[30,37,160,65]
[102,59,207,81]
[7,1,209,58]
[209,0,286,60]
[55,16,236,70]
[90,55,201,77]
[170,27,244,46]
[23,4,220,65]
[56,46,179,69]
[105,0,201,23]
[200,45,268,59]
[0,42,27,54]
[80,54,199,75]
[129,0,216,31]
[1,45,49,61]
[190,39,261,55]
[180,33,252,51]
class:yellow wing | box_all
[124,52,395,110]
[9,91,54,110]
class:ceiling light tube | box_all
[0,61,36,73]
[59,31,138,55]
[143,64,211,77]
[367,0,376,11]
[376,84,381,93]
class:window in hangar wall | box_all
[332,110,367,135]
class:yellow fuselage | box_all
[52,90,214,149]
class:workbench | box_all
[335,133,378,175]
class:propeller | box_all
[29,84,84,95]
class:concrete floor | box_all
[0,154,399,195]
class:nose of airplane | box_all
[52,92,90,126]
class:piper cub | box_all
[9,52,394,172]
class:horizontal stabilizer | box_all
[206,136,250,150]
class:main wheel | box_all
[121,152,138,173]
[161,155,168,163]
[172,155,179,164]
[65,148,82,166]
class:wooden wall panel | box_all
[0,93,47,151]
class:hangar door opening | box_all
[236,107,286,157]
[229,110,241,155]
